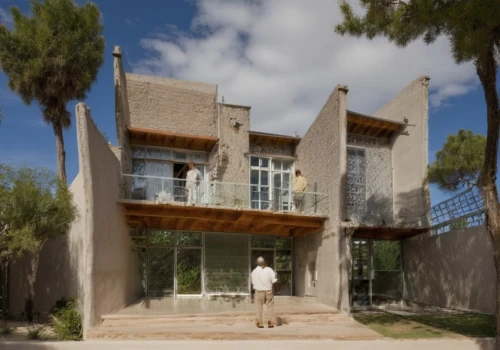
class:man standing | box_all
[185,162,202,205]
[251,257,277,328]
[292,170,307,212]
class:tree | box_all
[336,0,500,345]
[428,129,486,191]
[0,0,105,182]
[0,164,77,322]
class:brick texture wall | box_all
[294,86,350,312]
[126,73,217,137]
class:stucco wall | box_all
[8,173,86,316]
[347,134,393,224]
[76,103,142,337]
[126,73,217,137]
[403,226,495,314]
[373,76,430,225]
[113,47,132,176]
[294,86,350,312]
[217,104,250,184]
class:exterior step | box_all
[100,312,348,327]
[87,320,381,341]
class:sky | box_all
[0,0,495,206]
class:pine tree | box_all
[0,0,105,182]
[336,1,500,345]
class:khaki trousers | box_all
[255,290,276,324]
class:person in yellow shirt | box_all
[292,170,307,212]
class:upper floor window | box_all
[250,157,293,211]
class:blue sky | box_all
[0,0,495,206]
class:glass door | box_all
[350,239,371,306]
[275,238,293,295]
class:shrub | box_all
[26,326,43,340]
[1,326,13,335]
[53,299,82,341]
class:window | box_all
[250,157,271,209]
[272,160,293,211]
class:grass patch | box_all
[26,326,43,340]
[408,313,494,338]
[353,311,494,339]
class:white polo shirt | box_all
[251,266,277,291]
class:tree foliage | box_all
[0,164,77,319]
[428,130,486,192]
[335,0,500,64]
[0,0,105,181]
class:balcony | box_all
[119,174,329,237]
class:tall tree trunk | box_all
[1,262,7,328]
[53,121,67,183]
[25,253,40,324]
[476,49,500,349]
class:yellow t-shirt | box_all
[293,176,307,192]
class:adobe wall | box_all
[294,86,350,312]
[373,76,430,225]
[76,103,143,337]
[126,73,217,137]
[403,226,495,314]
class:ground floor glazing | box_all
[132,230,293,298]
[350,239,403,307]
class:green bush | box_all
[53,299,82,341]
[26,326,43,340]
[1,326,13,335]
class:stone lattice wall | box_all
[347,134,393,225]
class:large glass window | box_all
[350,239,403,307]
[148,248,175,297]
[204,233,249,294]
[250,157,271,210]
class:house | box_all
[7,45,435,337]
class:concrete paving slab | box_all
[0,339,495,350]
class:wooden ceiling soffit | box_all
[249,132,300,148]
[346,112,403,139]
[128,126,218,152]
[121,201,326,237]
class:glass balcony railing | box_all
[121,174,329,216]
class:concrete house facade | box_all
[7,45,450,337]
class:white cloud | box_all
[0,7,12,25]
[133,0,478,136]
